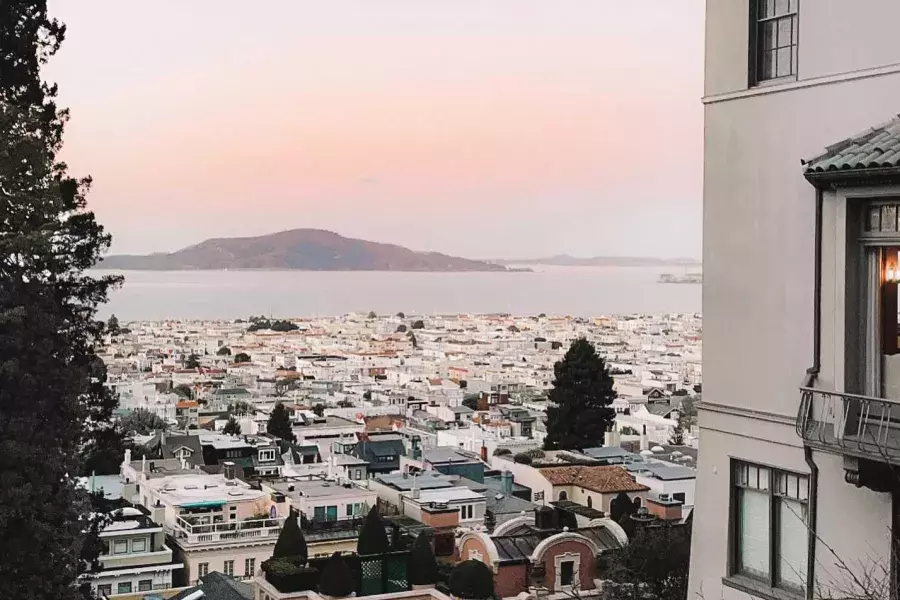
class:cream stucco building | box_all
[691,2,900,600]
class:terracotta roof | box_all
[538,465,649,494]
[176,401,199,409]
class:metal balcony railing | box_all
[798,386,900,462]
[171,516,284,545]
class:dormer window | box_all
[259,449,276,462]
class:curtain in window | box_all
[739,488,770,578]
[778,498,808,590]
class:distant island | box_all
[495,254,702,267]
[98,229,509,272]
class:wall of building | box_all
[540,540,596,593]
[495,564,529,599]
[181,543,276,584]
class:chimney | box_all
[480,445,487,462]
[142,455,147,474]
[500,470,513,496]
[604,427,613,447]
[411,474,420,499]
[640,425,649,451]
[223,461,235,480]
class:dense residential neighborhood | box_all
[75,312,700,598]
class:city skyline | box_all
[47,0,704,260]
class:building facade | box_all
[691,2,900,600]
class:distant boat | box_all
[658,273,702,284]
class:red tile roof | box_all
[538,465,649,494]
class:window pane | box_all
[758,467,770,491]
[748,465,759,489]
[763,21,777,50]
[761,50,777,80]
[762,0,776,18]
[884,206,898,232]
[775,0,790,16]
[869,206,882,231]
[777,48,793,77]
[739,488,771,579]
[791,15,799,44]
[777,18,792,49]
[778,498,808,590]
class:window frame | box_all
[729,459,810,594]
[113,539,129,555]
[131,537,147,553]
[138,579,153,592]
[117,581,133,595]
[97,584,112,596]
[245,557,256,577]
[224,559,235,577]
[748,0,799,86]
[198,562,209,578]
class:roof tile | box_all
[538,465,649,494]
[806,115,900,173]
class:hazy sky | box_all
[46,1,705,259]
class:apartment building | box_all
[691,2,900,600]
[92,507,182,597]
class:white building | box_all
[691,2,900,600]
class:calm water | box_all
[91,266,702,321]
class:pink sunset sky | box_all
[46,1,705,260]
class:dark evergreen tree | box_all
[312,403,325,417]
[223,416,242,436]
[216,345,231,356]
[668,413,686,446]
[268,402,296,442]
[318,552,353,597]
[543,338,616,451]
[184,353,201,369]
[602,522,691,600]
[609,491,638,524]
[408,533,439,586]
[272,510,308,561]
[449,560,495,600]
[357,505,390,555]
[411,320,425,330]
[234,352,252,363]
[106,314,120,335]
[0,2,122,596]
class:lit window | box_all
[732,460,809,592]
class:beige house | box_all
[692,2,900,600]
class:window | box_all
[132,537,147,553]
[113,540,128,554]
[259,449,276,462]
[198,563,209,578]
[558,491,568,501]
[245,558,256,577]
[224,560,235,577]
[673,492,687,504]
[117,582,132,594]
[97,584,112,597]
[347,503,354,517]
[731,461,809,592]
[138,579,152,591]
[554,552,581,591]
[314,506,326,522]
[586,496,593,509]
[560,561,575,587]
[459,505,473,520]
[751,0,798,84]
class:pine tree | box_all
[318,552,353,597]
[0,2,121,597]
[223,416,242,436]
[272,510,308,561]
[408,533,439,586]
[357,505,390,555]
[268,402,296,442]
[543,338,616,451]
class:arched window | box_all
[558,491,568,501]
[587,496,593,508]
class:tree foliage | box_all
[273,510,308,561]
[216,345,231,356]
[268,402,296,442]
[223,416,242,436]
[228,400,254,416]
[172,384,193,399]
[408,533,439,585]
[449,560,495,600]
[106,314,120,335]
[462,396,479,411]
[0,2,122,596]
[357,505,390,555]
[601,523,691,600]
[543,338,616,451]
[247,318,298,332]
[411,320,425,330]
[120,408,169,435]
[312,403,325,417]
[318,552,353,597]
[184,353,200,369]
[234,352,252,363]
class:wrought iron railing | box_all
[798,386,900,461]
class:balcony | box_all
[797,386,900,465]
[170,515,284,546]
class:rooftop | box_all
[147,473,266,506]
[806,114,900,174]
[538,465,650,494]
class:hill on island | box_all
[98,229,508,272]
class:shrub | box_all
[513,453,533,465]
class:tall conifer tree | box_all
[0,1,121,596]
[543,338,616,450]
